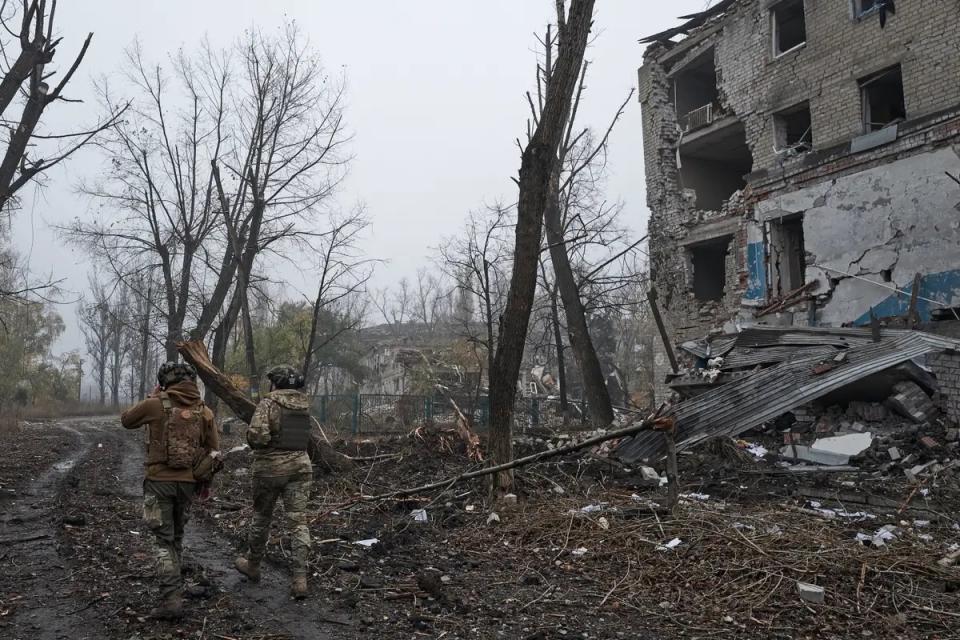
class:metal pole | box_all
[648,286,679,374]
[352,394,360,435]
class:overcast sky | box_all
[11,0,709,362]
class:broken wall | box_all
[639,0,960,403]
[757,148,960,326]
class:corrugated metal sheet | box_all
[615,331,960,464]
[720,345,840,370]
[679,335,737,359]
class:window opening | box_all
[770,216,806,296]
[772,0,807,56]
[673,48,719,133]
[860,65,905,132]
[678,121,753,211]
[855,0,879,17]
[690,237,731,302]
[774,102,813,153]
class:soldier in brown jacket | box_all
[121,362,219,620]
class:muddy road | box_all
[0,417,351,640]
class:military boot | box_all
[149,592,183,620]
[290,575,307,599]
[234,556,261,582]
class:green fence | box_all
[312,393,589,435]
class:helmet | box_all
[266,364,305,390]
[157,361,198,388]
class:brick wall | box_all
[639,0,960,404]
[928,352,960,424]
[715,0,960,170]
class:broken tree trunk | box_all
[363,413,666,502]
[544,163,615,429]
[488,0,597,494]
[177,339,347,472]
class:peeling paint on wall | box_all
[745,242,766,301]
[852,270,960,326]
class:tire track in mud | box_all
[0,418,105,640]
[2,418,345,640]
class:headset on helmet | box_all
[266,364,305,390]
[157,361,197,388]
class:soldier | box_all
[121,362,218,620]
[234,364,313,599]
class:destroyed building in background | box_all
[637,0,960,404]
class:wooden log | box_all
[176,339,349,472]
[178,339,256,422]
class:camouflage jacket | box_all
[246,389,313,477]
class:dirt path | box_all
[0,417,349,639]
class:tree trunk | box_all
[549,283,569,422]
[488,0,596,494]
[241,287,258,399]
[544,166,614,428]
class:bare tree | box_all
[302,208,375,382]
[525,33,635,428]
[66,25,350,364]
[438,204,513,383]
[0,0,126,214]
[78,277,113,405]
[371,277,412,336]
[488,0,596,493]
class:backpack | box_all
[159,392,205,469]
[271,406,312,451]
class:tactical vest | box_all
[157,392,204,469]
[271,406,311,451]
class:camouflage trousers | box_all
[246,473,312,577]
[143,480,197,599]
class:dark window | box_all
[855,0,879,17]
[673,48,719,132]
[690,237,731,302]
[772,0,806,56]
[771,216,805,296]
[860,65,906,132]
[774,102,813,152]
[679,121,753,211]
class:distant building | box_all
[357,322,483,396]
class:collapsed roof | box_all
[639,0,737,44]
[615,327,960,463]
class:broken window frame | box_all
[853,0,880,18]
[859,65,906,133]
[773,101,813,155]
[768,215,806,298]
[688,236,732,303]
[771,0,807,58]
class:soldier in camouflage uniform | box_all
[121,362,218,619]
[235,365,313,598]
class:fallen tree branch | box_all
[360,414,662,501]
[177,339,348,471]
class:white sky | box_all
[11,0,709,362]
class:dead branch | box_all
[361,414,663,502]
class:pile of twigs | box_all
[478,495,960,638]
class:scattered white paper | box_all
[657,538,682,551]
[410,509,428,523]
[571,547,588,557]
[353,538,379,547]
[745,443,768,459]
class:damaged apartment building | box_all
[638,0,960,403]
